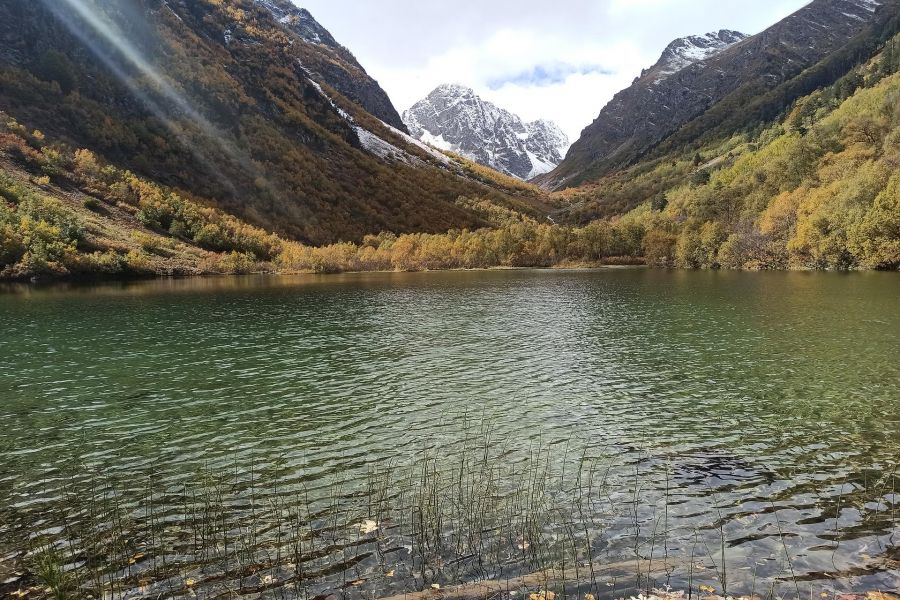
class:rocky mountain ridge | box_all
[252,0,407,131]
[540,0,895,189]
[643,29,748,82]
[403,84,569,180]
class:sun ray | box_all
[39,0,259,196]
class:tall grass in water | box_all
[8,426,896,600]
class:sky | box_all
[294,0,812,143]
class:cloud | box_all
[295,0,812,143]
[487,64,614,89]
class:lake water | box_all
[0,269,898,599]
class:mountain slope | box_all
[541,0,897,189]
[253,0,407,132]
[403,85,569,180]
[0,0,547,246]
[547,33,900,270]
[642,30,748,83]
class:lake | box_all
[0,269,898,599]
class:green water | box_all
[0,269,898,598]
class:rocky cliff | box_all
[403,84,569,180]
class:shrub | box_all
[83,250,125,274]
[73,149,101,181]
[124,250,153,273]
[643,229,677,266]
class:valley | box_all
[1,0,898,281]
[0,3,898,598]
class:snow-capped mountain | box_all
[403,85,569,180]
[646,30,748,81]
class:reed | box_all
[7,423,893,600]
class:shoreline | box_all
[4,259,898,289]
[0,260,648,287]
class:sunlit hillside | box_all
[554,40,900,270]
[0,0,549,247]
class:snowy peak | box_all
[403,85,569,180]
[648,30,748,80]
[433,83,478,98]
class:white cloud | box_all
[294,0,811,143]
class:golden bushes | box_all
[590,67,900,271]
[275,219,651,275]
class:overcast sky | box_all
[294,0,811,142]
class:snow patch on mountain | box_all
[402,84,569,180]
[648,30,748,82]
[421,131,453,152]
[305,77,351,120]
[381,123,454,166]
[851,0,881,11]
[353,127,404,160]
[300,67,453,167]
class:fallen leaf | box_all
[867,594,900,600]
[385,570,395,577]
[185,579,196,588]
[585,594,596,600]
[699,585,716,594]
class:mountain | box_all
[0,0,548,247]
[642,30,748,82]
[253,0,406,132]
[540,0,898,189]
[403,84,569,180]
